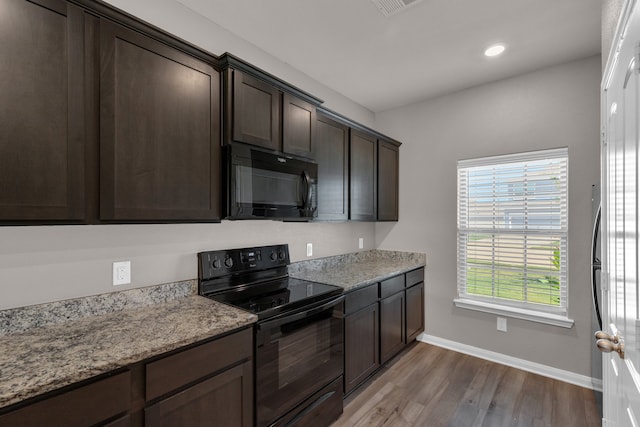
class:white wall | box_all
[0,221,374,309]
[0,0,379,310]
[374,55,601,377]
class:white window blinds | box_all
[457,148,568,313]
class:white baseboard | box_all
[418,333,603,392]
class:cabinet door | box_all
[0,0,86,222]
[380,291,405,364]
[145,361,253,427]
[283,93,316,158]
[100,20,221,222]
[314,114,349,220]
[344,303,380,394]
[350,130,377,221]
[377,139,399,221]
[0,371,130,427]
[406,282,425,342]
[232,70,281,150]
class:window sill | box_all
[453,298,575,328]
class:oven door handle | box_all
[258,295,344,331]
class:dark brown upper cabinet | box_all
[0,0,87,223]
[314,113,349,221]
[349,129,377,221]
[377,139,400,221]
[99,20,221,222]
[220,55,322,159]
[283,93,316,158]
[230,70,281,150]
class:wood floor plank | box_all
[332,342,601,427]
[485,365,527,421]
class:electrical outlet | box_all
[113,261,131,286]
[358,237,364,249]
[306,243,313,257]
[497,317,507,332]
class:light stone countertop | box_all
[289,249,426,292]
[0,294,256,410]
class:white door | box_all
[602,0,640,425]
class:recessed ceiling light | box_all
[484,44,506,57]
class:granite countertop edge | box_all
[0,295,257,410]
[289,249,426,292]
[341,263,425,291]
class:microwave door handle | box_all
[302,170,311,209]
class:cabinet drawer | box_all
[380,274,405,298]
[145,361,253,427]
[146,327,252,401]
[0,371,131,427]
[406,267,424,288]
[345,284,378,314]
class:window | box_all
[455,148,571,326]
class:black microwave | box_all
[224,143,318,220]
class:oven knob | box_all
[270,252,278,261]
[224,257,234,268]
[212,259,221,269]
[278,251,285,261]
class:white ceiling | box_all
[175,0,602,113]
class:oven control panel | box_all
[198,244,290,280]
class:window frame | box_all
[454,148,574,328]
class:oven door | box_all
[255,295,344,427]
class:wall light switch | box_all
[358,237,364,249]
[497,317,507,332]
[113,261,131,286]
[306,243,313,257]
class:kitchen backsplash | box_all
[288,249,426,274]
[0,280,196,336]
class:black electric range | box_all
[197,244,345,427]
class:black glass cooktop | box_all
[205,277,343,321]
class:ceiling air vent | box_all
[371,0,423,18]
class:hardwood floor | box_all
[332,342,601,427]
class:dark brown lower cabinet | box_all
[344,303,380,394]
[380,291,406,364]
[0,328,253,427]
[343,267,424,396]
[143,327,253,427]
[406,282,425,342]
[0,371,131,427]
[145,361,253,427]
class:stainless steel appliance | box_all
[197,244,344,427]
[224,143,318,220]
